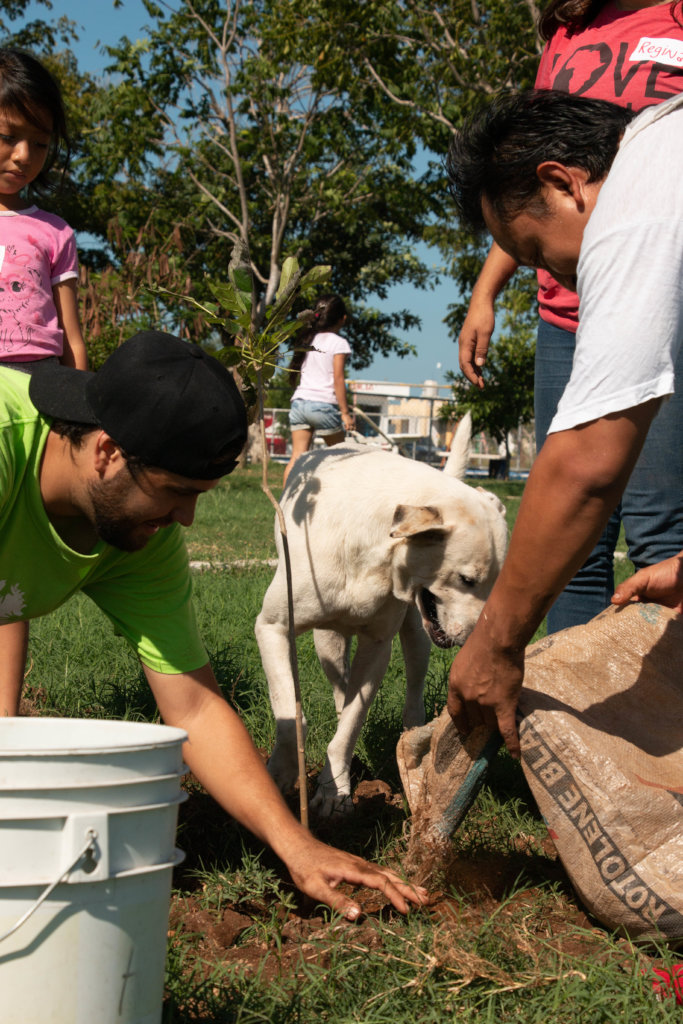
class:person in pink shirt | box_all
[0,49,88,715]
[458,1,683,633]
[283,293,355,483]
[0,48,87,373]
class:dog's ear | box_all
[443,411,472,481]
[390,504,451,540]
[476,486,506,518]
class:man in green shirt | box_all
[0,330,425,918]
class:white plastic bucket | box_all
[0,717,188,1024]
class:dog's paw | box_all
[266,748,299,794]
[310,761,353,817]
[310,784,354,818]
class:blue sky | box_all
[25,0,462,386]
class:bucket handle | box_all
[0,828,99,945]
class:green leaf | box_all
[219,319,242,336]
[231,267,253,294]
[209,281,242,312]
[276,256,299,300]
[221,346,244,366]
[300,265,332,290]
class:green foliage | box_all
[156,244,331,417]
[8,1,547,369]
[440,268,537,452]
[297,0,545,358]
[62,0,437,367]
[442,328,536,450]
[0,0,78,52]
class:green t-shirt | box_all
[0,370,208,674]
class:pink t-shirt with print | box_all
[0,206,78,360]
[535,1,683,332]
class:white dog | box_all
[255,415,508,815]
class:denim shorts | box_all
[289,399,342,436]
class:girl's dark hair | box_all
[0,48,71,193]
[539,0,683,41]
[288,293,348,380]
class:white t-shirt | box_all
[292,331,351,404]
[550,92,683,434]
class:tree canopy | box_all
[64,0,448,367]
[440,276,536,456]
[3,0,544,417]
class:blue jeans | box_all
[289,399,342,436]
[535,319,683,633]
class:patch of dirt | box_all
[16,693,675,1005]
[168,894,391,984]
[169,772,658,1001]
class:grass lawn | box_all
[22,460,676,1024]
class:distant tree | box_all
[301,0,544,387]
[66,0,437,367]
[439,275,536,474]
[0,0,78,52]
[5,0,545,380]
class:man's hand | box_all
[146,662,429,919]
[612,552,683,613]
[283,833,429,920]
[458,298,495,390]
[447,624,525,758]
[457,243,518,389]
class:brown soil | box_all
[18,693,675,1006]
[168,769,631,992]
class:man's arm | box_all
[448,399,661,756]
[144,662,427,917]
[0,620,29,716]
[458,243,518,389]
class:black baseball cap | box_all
[29,331,248,479]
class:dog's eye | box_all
[459,573,476,588]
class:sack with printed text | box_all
[518,602,683,940]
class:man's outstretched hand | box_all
[283,833,429,920]
[612,552,683,613]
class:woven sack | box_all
[519,602,683,939]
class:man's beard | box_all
[87,473,157,552]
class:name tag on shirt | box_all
[630,37,683,69]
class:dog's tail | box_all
[443,411,472,481]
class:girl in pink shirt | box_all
[0,49,88,718]
[0,48,87,371]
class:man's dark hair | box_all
[446,89,635,233]
[50,419,95,448]
[50,419,154,482]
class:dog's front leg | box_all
[399,604,430,729]
[311,635,393,817]
[255,612,306,794]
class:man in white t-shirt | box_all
[444,88,683,756]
